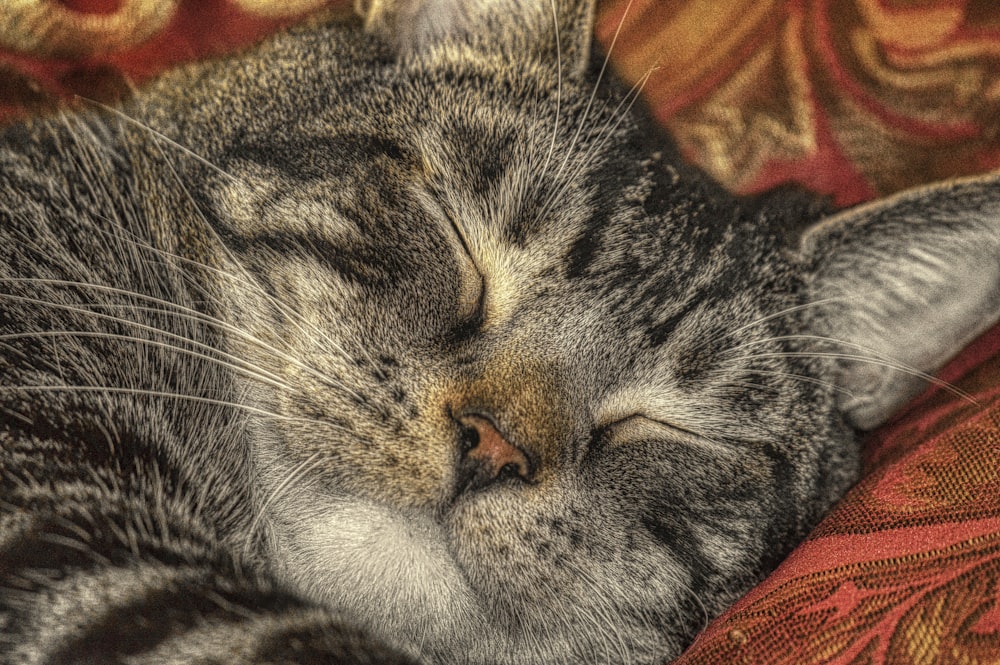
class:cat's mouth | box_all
[260,356,677,663]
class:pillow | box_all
[675,324,1000,663]
[594,0,1000,206]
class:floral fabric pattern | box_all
[595,0,1000,207]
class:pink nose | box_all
[455,414,532,494]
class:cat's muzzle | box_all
[453,413,535,495]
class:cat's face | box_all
[177,9,852,663]
[154,2,1000,663]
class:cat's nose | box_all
[454,414,534,494]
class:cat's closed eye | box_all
[599,413,701,449]
[444,212,486,327]
[412,187,487,328]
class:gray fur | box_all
[1,1,998,663]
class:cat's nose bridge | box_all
[438,354,574,481]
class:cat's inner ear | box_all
[800,173,1000,430]
[356,0,595,75]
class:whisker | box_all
[732,332,974,401]
[0,384,348,429]
[135,133,341,364]
[546,0,636,193]
[3,275,252,340]
[728,350,977,405]
[579,64,656,164]
[689,293,888,357]
[0,330,296,393]
[0,285,366,402]
[536,0,564,186]
[42,105,379,375]
[537,65,655,223]
[79,98,248,187]
[87,216,378,372]
[243,451,327,560]
[0,289,279,384]
[716,370,856,398]
[715,380,780,395]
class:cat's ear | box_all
[356,0,595,76]
[799,173,1000,430]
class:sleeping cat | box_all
[1,0,998,663]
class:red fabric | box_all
[674,326,1000,664]
[0,1,351,123]
[595,0,1000,207]
[2,1,999,662]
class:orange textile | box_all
[1,1,999,663]
[595,0,1000,207]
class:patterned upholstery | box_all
[2,1,998,662]
[595,0,1000,207]
[675,326,1000,663]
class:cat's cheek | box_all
[444,485,630,598]
[255,405,459,510]
[443,484,697,656]
[270,498,490,652]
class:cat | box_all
[1,0,998,663]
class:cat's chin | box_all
[264,493,681,665]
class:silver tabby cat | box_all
[2,1,999,663]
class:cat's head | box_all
[164,1,1000,662]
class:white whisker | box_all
[547,0,636,194]
[0,330,295,393]
[0,285,365,402]
[729,350,977,405]
[80,98,248,187]
[0,384,347,429]
[537,0,564,186]
[537,65,655,223]
[718,370,855,398]
[88,216,378,371]
[243,451,326,560]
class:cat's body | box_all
[2,2,999,664]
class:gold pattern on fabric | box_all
[232,0,333,18]
[0,0,179,57]
[848,0,1000,119]
[595,0,780,114]
[676,533,1000,664]
[596,0,1000,204]
[667,9,817,190]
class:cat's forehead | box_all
[214,78,779,299]
[205,37,790,330]
[222,91,584,241]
